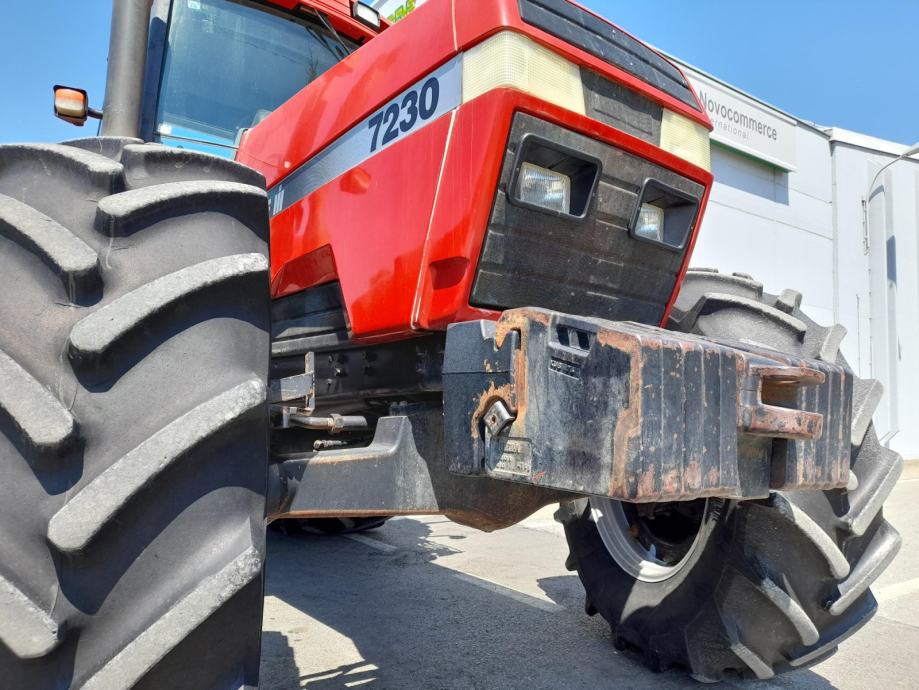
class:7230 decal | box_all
[368,76,440,153]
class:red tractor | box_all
[0,0,901,687]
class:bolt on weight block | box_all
[442,308,853,502]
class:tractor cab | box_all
[54,0,383,157]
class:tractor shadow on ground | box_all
[260,518,838,689]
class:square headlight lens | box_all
[515,162,571,215]
[630,180,700,251]
[636,203,665,242]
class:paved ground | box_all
[260,474,919,689]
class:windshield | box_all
[154,0,356,153]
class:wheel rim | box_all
[590,497,708,583]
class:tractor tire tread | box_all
[0,348,76,452]
[0,572,61,659]
[0,194,99,300]
[79,547,263,690]
[0,139,270,689]
[61,137,144,163]
[120,144,266,190]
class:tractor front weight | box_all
[268,306,852,529]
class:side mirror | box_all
[53,85,102,126]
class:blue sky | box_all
[1,1,917,145]
[584,0,919,145]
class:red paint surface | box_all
[269,114,453,339]
[238,0,714,343]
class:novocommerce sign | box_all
[682,66,797,171]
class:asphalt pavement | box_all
[260,468,919,689]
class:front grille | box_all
[519,0,700,111]
[469,114,705,325]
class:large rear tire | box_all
[559,269,903,681]
[0,138,271,689]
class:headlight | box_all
[630,179,699,251]
[635,203,665,242]
[515,162,572,214]
[508,135,601,219]
[660,109,711,172]
[462,32,586,115]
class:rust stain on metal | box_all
[495,309,543,430]
[705,465,720,486]
[596,325,643,499]
[469,380,514,441]
[683,459,702,493]
[638,465,656,497]
[494,308,550,347]
[512,344,528,426]
[661,468,681,495]
[740,363,826,440]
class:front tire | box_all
[0,138,271,689]
[559,269,903,681]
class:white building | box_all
[677,58,918,460]
[371,0,919,459]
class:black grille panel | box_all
[519,0,700,110]
[271,281,349,357]
[581,68,662,143]
[469,114,705,325]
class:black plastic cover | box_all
[581,68,663,143]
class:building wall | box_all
[830,141,919,457]
[692,131,835,328]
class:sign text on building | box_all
[683,67,797,171]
